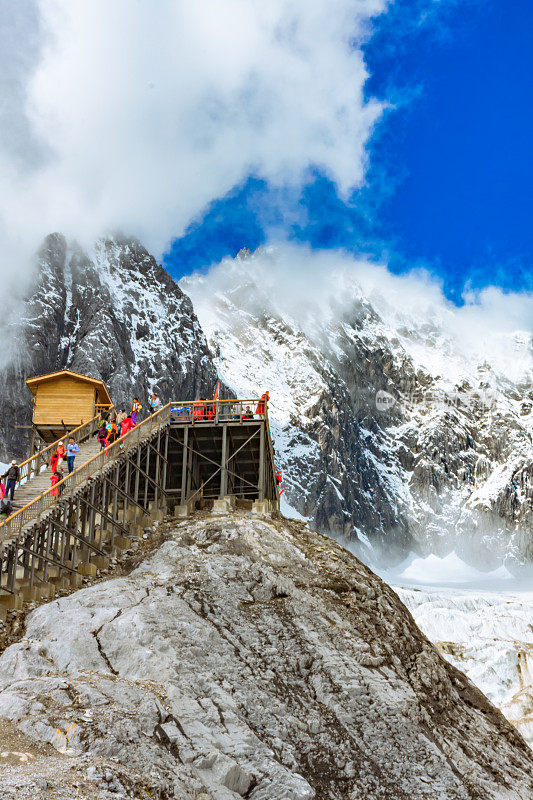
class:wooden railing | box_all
[169,398,267,423]
[0,404,174,542]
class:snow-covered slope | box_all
[182,246,532,568]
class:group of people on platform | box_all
[172,392,269,424]
[0,389,276,516]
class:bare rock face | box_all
[0,233,220,458]
[0,513,531,799]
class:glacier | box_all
[380,555,533,747]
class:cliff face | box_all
[182,248,533,568]
[0,233,220,458]
[0,512,532,799]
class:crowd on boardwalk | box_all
[0,395,149,516]
[0,389,277,517]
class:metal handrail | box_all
[170,398,266,423]
[0,398,272,542]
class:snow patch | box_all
[280,496,309,522]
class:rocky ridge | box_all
[0,512,532,799]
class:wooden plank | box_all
[258,424,265,501]
[181,427,188,503]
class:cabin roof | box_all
[26,370,113,405]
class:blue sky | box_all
[164,0,532,303]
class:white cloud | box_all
[0,0,388,285]
[182,244,533,385]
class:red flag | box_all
[213,382,220,403]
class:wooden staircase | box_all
[14,438,102,507]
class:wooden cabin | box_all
[26,370,113,445]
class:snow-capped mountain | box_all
[2,237,531,568]
[182,246,532,569]
[0,233,220,457]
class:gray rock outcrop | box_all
[0,512,531,799]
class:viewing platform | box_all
[0,395,278,609]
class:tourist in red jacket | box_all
[121,416,136,435]
[255,392,269,416]
[193,401,205,422]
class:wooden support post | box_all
[219,424,228,498]
[258,423,265,502]
[30,525,40,587]
[181,427,188,505]
[8,545,17,594]
[123,459,130,525]
[47,516,57,576]
[162,428,169,496]
[98,482,107,548]
[154,429,161,506]
[133,447,141,521]
[143,444,151,508]
[64,503,72,568]
[88,482,96,556]
[62,502,75,568]
[74,498,82,555]
[21,536,31,581]
[112,462,119,522]
[186,428,194,499]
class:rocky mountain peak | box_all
[183,247,533,569]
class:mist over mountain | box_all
[0,233,220,457]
